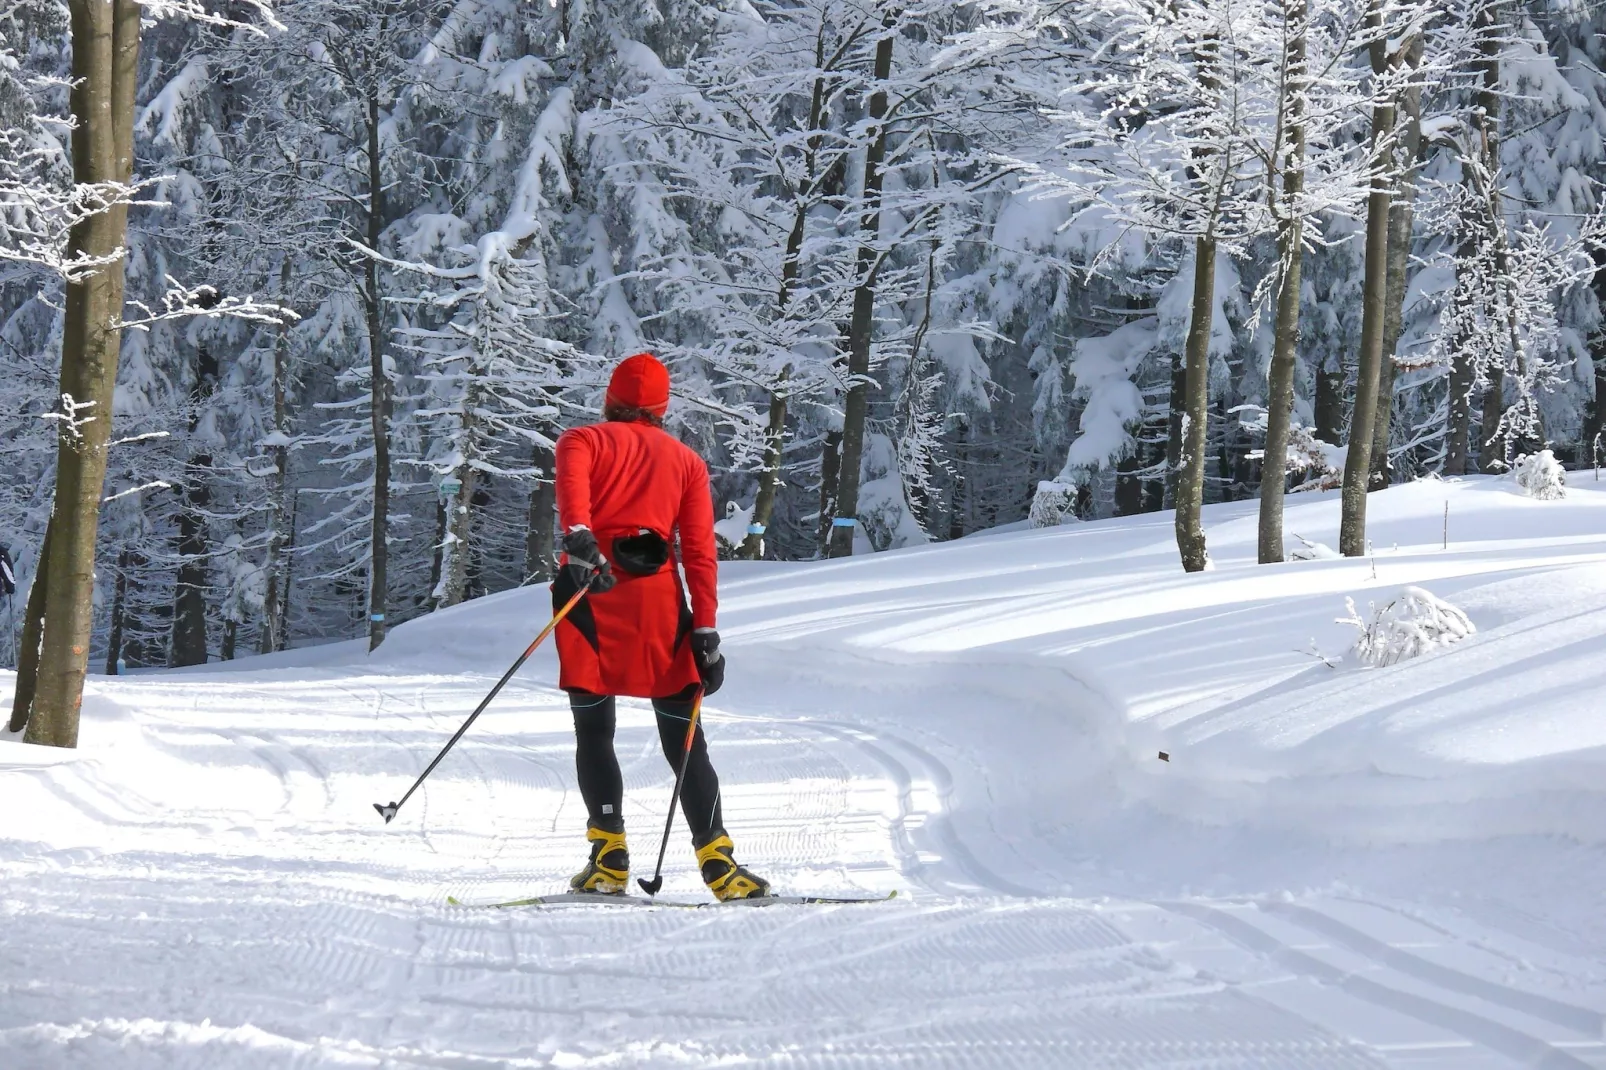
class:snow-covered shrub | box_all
[1511,450,1566,500]
[1029,481,1081,528]
[1288,533,1340,560]
[713,502,754,558]
[1340,587,1475,668]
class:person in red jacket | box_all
[553,352,769,900]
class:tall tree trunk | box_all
[826,23,895,559]
[1338,0,1396,558]
[1175,237,1216,573]
[103,547,128,675]
[1258,0,1308,565]
[9,521,51,733]
[525,438,556,583]
[740,50,831,562]
[1473,0,1511,473]
[817,429,842,555]
[1445,319,1477,475]
[171,346,218,668]
[27,0,140,748]
[1164,350,1185,508]
[439,467,477,607]
[363,84,391,651]
[1115,451,1143,516]
[739,387,788,559]
[1313,359,1345,445]
[259,258,293,655]
[1369,34,1425,490]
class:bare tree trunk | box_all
[1445,321,1477,475]
[171,346,218,668]
[525,438,556,583]
[1313,359,1344,445]
[1176,236,1216,573]
[740,50,831,562]
[9,521,50,733]
[103,547,128,675]
[27,0,141,748]
[1338,0,1396,558]
[1258,0,1307,565]
[826,22,895,559]
[817,429,842,555]
[259,259,293,654]
[1369,35,1425,490]
[363,84,391,651]
[439,466,477,607]
[739,388,787,559]
[1164,350,1185,508]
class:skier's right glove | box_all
[691,628,724,696]
[562,527,616,593]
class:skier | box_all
[553,352,770,900]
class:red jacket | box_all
[552,420,718,697]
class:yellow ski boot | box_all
[695,831,771,901]
[570,825,629,894]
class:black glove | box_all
[562,527,616,593]
[691,628,724,696]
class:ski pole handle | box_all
[374,572,596,824]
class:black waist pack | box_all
[611,529,671,576]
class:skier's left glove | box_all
[691,628,724,696]
[562,526,616,593]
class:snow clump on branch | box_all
[1340,587,1475,668]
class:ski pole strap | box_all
[746,523,766,535]
[832,517,857,528]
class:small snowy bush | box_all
[1339,587,1475,667]
[1511,450,1566,500]
[714,501,754,557]
[1029,480,1080,528]
[1288,533,1340,560]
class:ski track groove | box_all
[1163,900,1604,1070]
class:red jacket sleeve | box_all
[677,448,719,630]
[554,428,594,533]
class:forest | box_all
[2,0,1602,745]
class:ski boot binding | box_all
[570,825,629,894]
[696,831,771,901]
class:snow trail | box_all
[4,478,1606,1067]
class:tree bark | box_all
[439,466,477,607]
[826,22,895,559]
[739,48,831,562]
[363,83,391,651]
[1258,0,1307,565]
[1164,350,1185,509]
[1369,34,1425,490]
[525,438,556,583]
[1445,324,1477,475]
[259,258,293,654]
[103,547,128,676]
[817,429,842,555]
[27,0,141,748]
[9,521,50,733]
[171,346,218,668]
[1175,236,1215,573]
[1338,1,1395,558]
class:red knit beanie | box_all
[605,353,671,416]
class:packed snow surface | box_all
[5,476,1606,1067]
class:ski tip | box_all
[637,876,663,897]
[374,801,399,824]
[446,895,463,906]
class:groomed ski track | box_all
[5,478,1606,1067]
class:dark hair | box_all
[604,400,664,427]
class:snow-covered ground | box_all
[4,475,1606,1068]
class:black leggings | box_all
[570,690,724,844]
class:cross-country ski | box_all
[446,891,899,910]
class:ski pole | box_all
[638,687,705,896]
[374,572,596,824]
